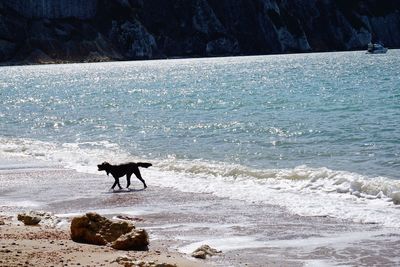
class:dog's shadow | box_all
[103,188,146,194]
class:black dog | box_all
[97,162,152,190]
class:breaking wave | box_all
[2,137,400,227]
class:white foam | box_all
[304,260,345,267]
[2,137,400,227]
[263,229,391,248]
[144,222,249,231]
[179,236,266,253]
[55,206,165,218]
[0,137,132,173]
[0,200,44,208]
[178,229,391,254]
[147,161,400,227]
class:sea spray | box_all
[1,51,400,227]
[2,137,400,227]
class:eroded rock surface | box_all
[17,211,59,226]
[70,212,149,251]
[1,0,400,64]
[191,244,222,259]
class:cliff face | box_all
[2,0,97,19]
[1,0,399,64]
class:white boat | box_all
[367,42,388,54]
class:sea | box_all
[1,50,400,265]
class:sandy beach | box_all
[1,158,400,267]
[0,216,207,267]
[0,159,210,267]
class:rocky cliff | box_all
[1,0,399,64]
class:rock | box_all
[192,250,207,259]
[115,215,144,222]
[111,229,149,250]
[84,51,110,63]
[0,40,16,61]
[3,0,97,19]
[192,0,225,35]
[71,212,150,251]
[70,212,135,245]
[206,37,239,56]
[0,219,5,225]
[370,14,400,46]
[111,19,159,59]
[17,212,41,226]
[114,256,177,267]
[1,0,400,64]
[24,49,54,64]
[191,244,221,259]
[17,211,60,227]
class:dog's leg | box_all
[116,178,123,189]
[111,179,118,190]
[111,177,123,190]
[126,173,132,188]
[134,169,147,189]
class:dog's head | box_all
[97,162,111,175]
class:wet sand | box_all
[1,160,400,266]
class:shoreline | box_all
[0,159,210,267]
[1,48,396,67]
[2,158,400,266]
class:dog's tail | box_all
[137,162,152,168]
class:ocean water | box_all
[1,51,400,226]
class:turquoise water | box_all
[1,51,399,178]
[3,51,400,266]
[2,51,400,226]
